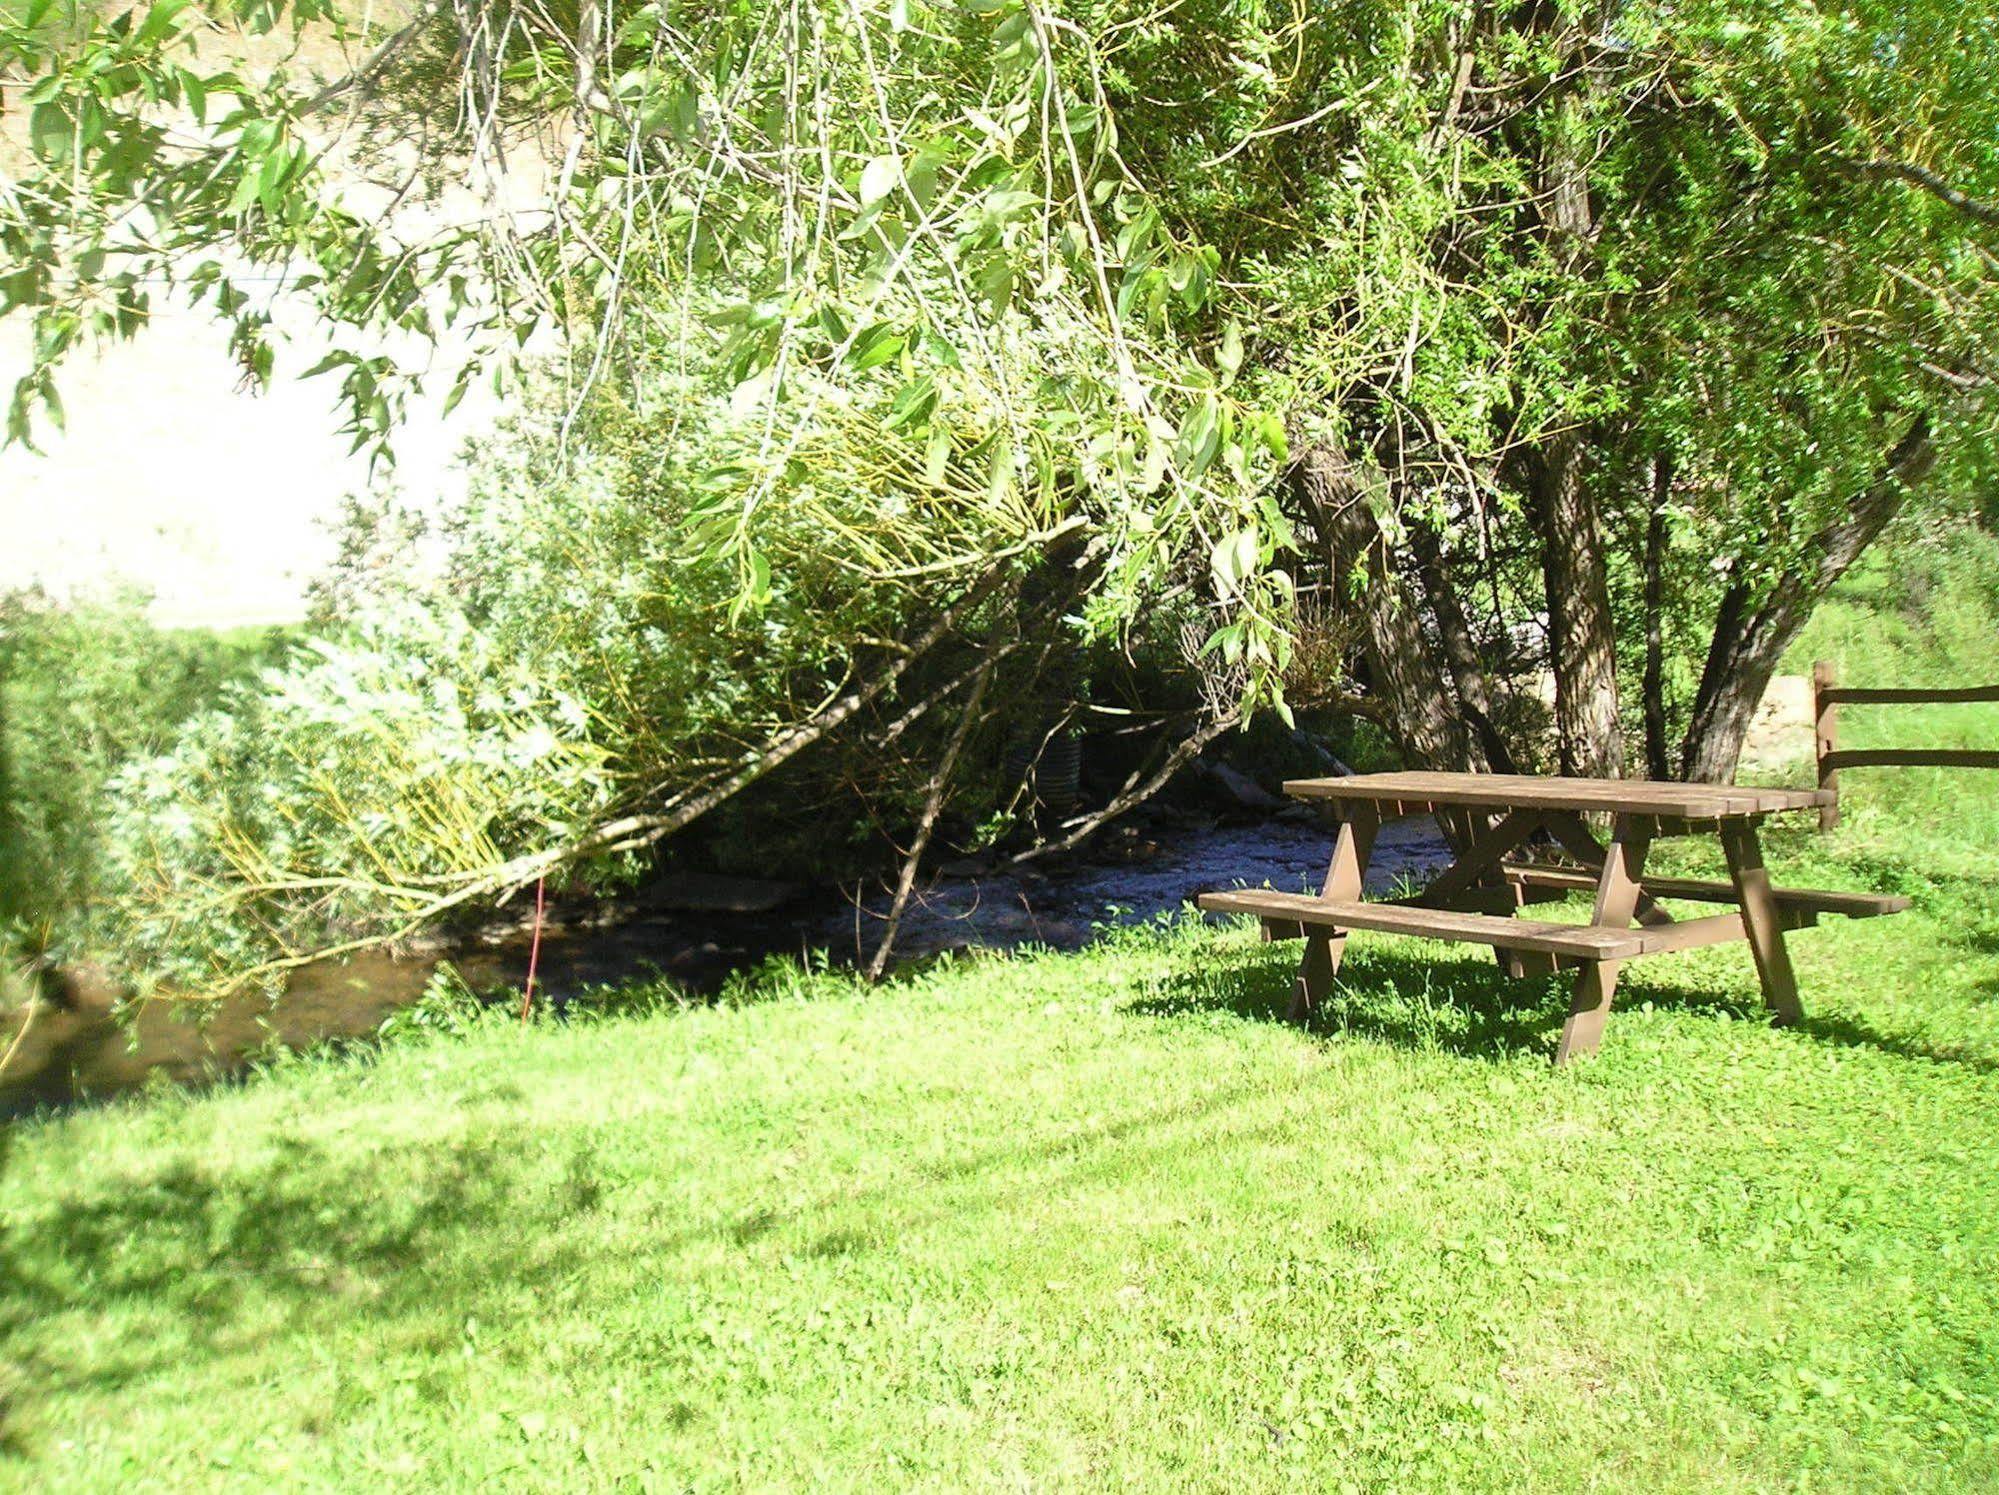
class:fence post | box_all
[1813,659,1839,830]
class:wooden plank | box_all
[1815,660,1840,831]
[1411,808,1545,906]
[1288,808,1378,1022]
[1284,771,1824,819]
[1554,821,1651,1065]
[1248,896,1797,957]
[1820,683,1999,704]
[1623,908,1818,955]
[1197,890,1650,960]
[1820,748,1999,771]
[1392,886,1528,915]
[1500,863,1911,918]
[1722,820,1804,1027]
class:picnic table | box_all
[1197,772,1909,1064]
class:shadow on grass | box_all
[1797,1013,1999,1075]
[0,1067,1293,1419]
[1132,936,1999,1071]
[1130,943,1749,1062]
[0,1127,595,1407]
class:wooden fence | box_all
[1812,660,1999,829]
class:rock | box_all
[1099,827,1163,864]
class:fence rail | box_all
[1818,683,1999,706]
[1813,661,1999,829]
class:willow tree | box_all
[1088,0,1999,779]
[4,0,1996,981]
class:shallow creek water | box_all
[3,812,1451,1111]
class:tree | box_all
[1097,0,1998,778]
[5,0,1996,986]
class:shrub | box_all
[0,591,286,965]
[86,372,1064,992]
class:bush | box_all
[57,339,1238,995]
[0,592,287,964]
[86,370,1057,991]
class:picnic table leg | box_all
[1502,878,1558,979]
[1721,819,1805,1027]
[1544,811,1675,928]
[1405,808,1556,977]
[1554,818,1652,1065]
[1289,808,1378,1023]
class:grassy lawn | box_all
[4,545,1999,1490]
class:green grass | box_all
[3,530,1999,1490]
[5,843,1998,1489]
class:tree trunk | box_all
[1409,520,1516,773]
[1529,434,1626,778]
[1526,98,1624,780]
[1294,444,1474,772]
[1679,415,1935,782]
[1641,454,1671,783]
[866,657,993,981]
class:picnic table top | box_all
[1282,771,1833,819]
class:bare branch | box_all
[1013,709,1239,865]
[1847,157,1999,232]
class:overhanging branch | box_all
[1847,157,1999,232]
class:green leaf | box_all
[992,10,1031,53]
[1176,394,1222,474]
[299,350,353,379]
[884,375,937,432]
[1257,411,1289,463]
[180,67,209,123]
[979,257,1014,315]
[28,103,72,162]
[923,425,952,486]
[849,325,905,371]
[728,366,776,417]
[982,189,1041,223]
[137,0,193,46]
[1217,321,1244,382]
[859,155,900,208]
[1210,527,1258,594]
[986,440,1014,504]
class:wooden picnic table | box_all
[1198,772,1908,1064]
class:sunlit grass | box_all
[3,846,1997,1489]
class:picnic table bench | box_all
[1197,772,1908,1064]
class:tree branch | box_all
[1847,157,1999,231]
[1012,709,1239,865]
[301,0,451,115]
[864,656,995,981]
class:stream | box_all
[2,810,1452,1111]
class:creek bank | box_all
[2,809,1453,1111]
